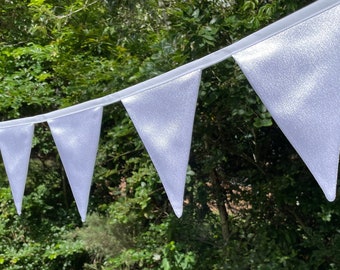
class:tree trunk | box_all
[211,169,229,243]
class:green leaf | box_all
[253,117,273,128]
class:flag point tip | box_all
[173,207,183,218]
[325,192,336,202]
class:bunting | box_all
[122,71,202,217]
[0,124,34,215]
[0,0,338,220]
[233,4,340,201]
[48,107,103,221]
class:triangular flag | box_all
[233,5,340,201]
[48,107,103,221]
[122,70,202,217]
[0,124,34,215]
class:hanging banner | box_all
[122,70,202,217]
[48,107,103,221]
[0,124,34,214]
[0,0,338,219]
[233,4,340,201]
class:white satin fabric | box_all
[0,124,34,214]
[48,107,103,221]
[122,70,201,217]
[233,4,340,201]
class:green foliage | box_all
[0,0,339,269]
[0,186,86,269]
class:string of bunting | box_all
[0,0,339,221]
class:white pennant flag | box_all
[233,5,340,201]
[122,70,202,217]
[0,124,34,215]
[48,107,103,221]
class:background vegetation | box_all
[0,0,339,269]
